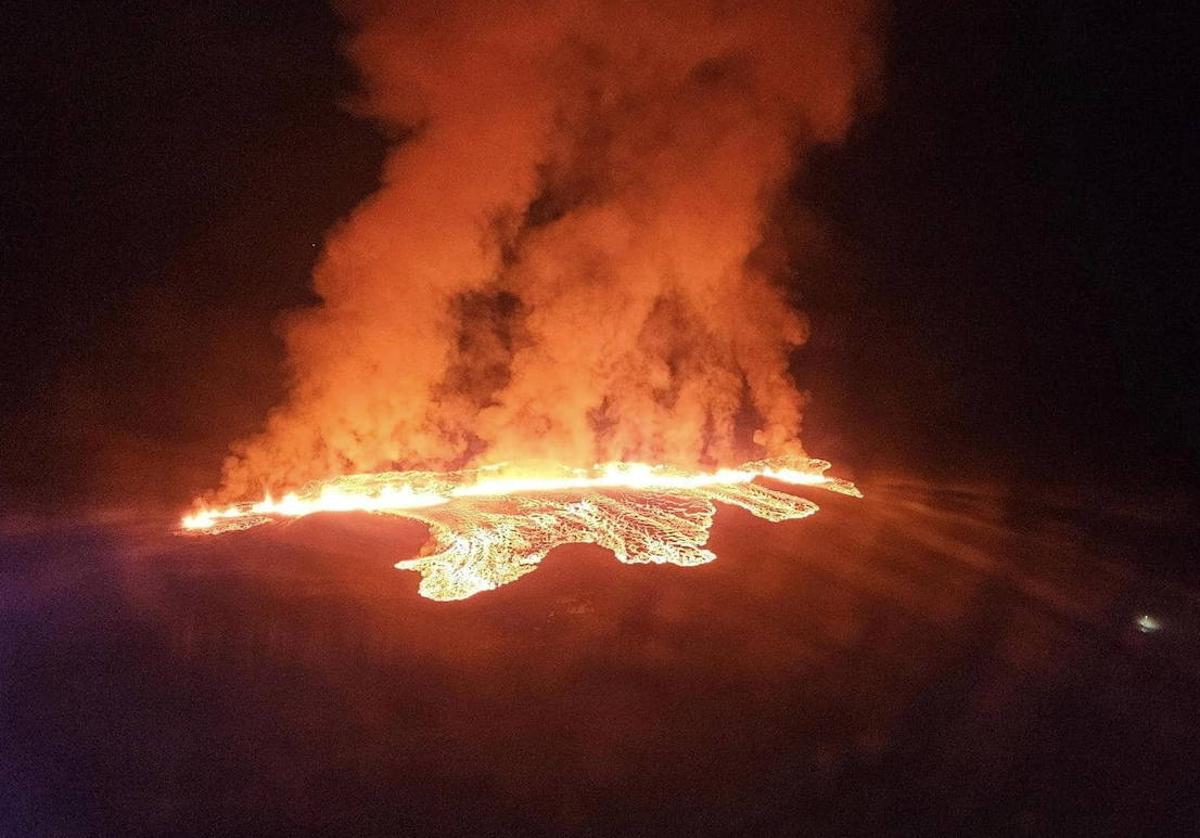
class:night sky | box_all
[3,2,1195,500]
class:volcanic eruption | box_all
[185,0,879,599]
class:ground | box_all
[2,474,1198,835]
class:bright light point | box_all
[1135,614,1162,633]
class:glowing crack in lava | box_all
[181,458,859,601]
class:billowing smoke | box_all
[221,0,879,498]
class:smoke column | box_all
[221,0,879,498]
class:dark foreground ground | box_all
[3,474,1199,836]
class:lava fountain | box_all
[182,458,859,601]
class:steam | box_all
[221,0,879,498]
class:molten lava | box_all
[182,457,859,601]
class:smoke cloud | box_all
[221,0,879,498]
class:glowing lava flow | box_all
[181,458,859,601]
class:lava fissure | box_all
[182,457,858,600]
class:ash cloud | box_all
[221,0,879,497]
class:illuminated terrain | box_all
[182,457,860,600]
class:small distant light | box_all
[1136,614,1162,633]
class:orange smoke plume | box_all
[220,0,880,499]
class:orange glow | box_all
[182,457,858,600]
[177,2,878,602]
